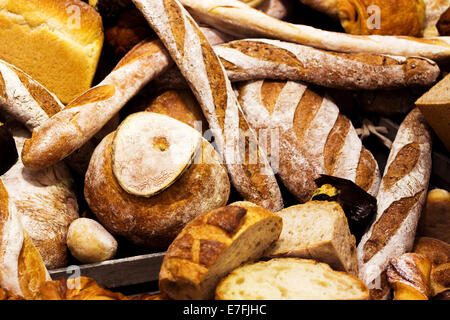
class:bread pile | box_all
[0,0,449,300]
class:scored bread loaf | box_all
[1,123,79,269]
[265,201,358,276]
[357,108,432,288]
[84,113,230,249]
[0,179,50,300]
[134,0,283,211]
[159,201,283,300]
[216,258,369,300]
[154,38,440,90]
[236,80,380,201]
[0,0,104,104]
[179,0,450,60]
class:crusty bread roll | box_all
[1,123,79,269]
[216,258,369,300]
[0,179,50,299]
[84,113,230,249]
[159,201,283,300]
[301,0,426,36]
[67,218,118,264]
[265,201,358,276]
[0,0,104,104]
[236,80,380,201]
[357,108,432,288]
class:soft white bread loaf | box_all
[159,201,283,300]
[236,80,380,201]
[1,123,79,269]
[216,258,369,300]
[265,201,358,276]
[0,0,104,104]
[0,179,50,299]
[179,0,450,60]
[134,0,283,211]
[357,108,432,288]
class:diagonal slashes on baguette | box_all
[154,38,441,90]
[179,0,450,60]
[133,0,283,211]
[0,179,50,300]
[357,108,432,288]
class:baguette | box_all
[0,179,50,300]
[179,0,450,60]
[133,0,283,211]
[237,80,380,201]
[357,108,432,288]
[154,38,441,90]
[22,39,173,171]
[159,201,283,300]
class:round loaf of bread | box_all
[84,114,230,249]
[67,218,118,264]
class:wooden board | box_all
[49,252,165,289]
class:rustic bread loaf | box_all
[179,0,450,60]
[0,179,50,299]
[134,0,283,211]
[417,189,450,243]
[423,0,450,36]
[67,218,118,264]
[216,258,369,300]
[265,201,358,276]
[84,114,230,249]
[357,108,432,288]
[159,201,283,300]
[155,38,440,90]
[1,123,79,269]
[237,80,380,201]
[387,253,432,300]
[0,0,104,103]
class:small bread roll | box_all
[67,218,118,264]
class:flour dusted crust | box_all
[179,0,450,60]
[134,0,283,211]
[237,80,380,201]
[22,39,173,171]
[155,38,441,90]
[112,112,202,197]
[357,108,432,287]
[0,179,50,299]
[85,132,230,249]
[2,125,79,269]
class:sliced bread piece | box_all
[265,201,357,276]
[159,201,282,300]
[216,258,369,300]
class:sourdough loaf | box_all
[237,80,380,201]
[84,114,230,249]
[216,258,369,300]
[0,0,104,103]
[265,201,358,276]
[159,201,283,300]
[357,108,432,288]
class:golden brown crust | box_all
[324,114,351,175]
[355,147,377,192]
[84,134,230,249]
[206,206,247,236]
[417,190,450,243]
[292,88,323,145]
[67,85,116,109]
[383,142,421,189]
[0,72,6,99]
[414,237,450,266]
